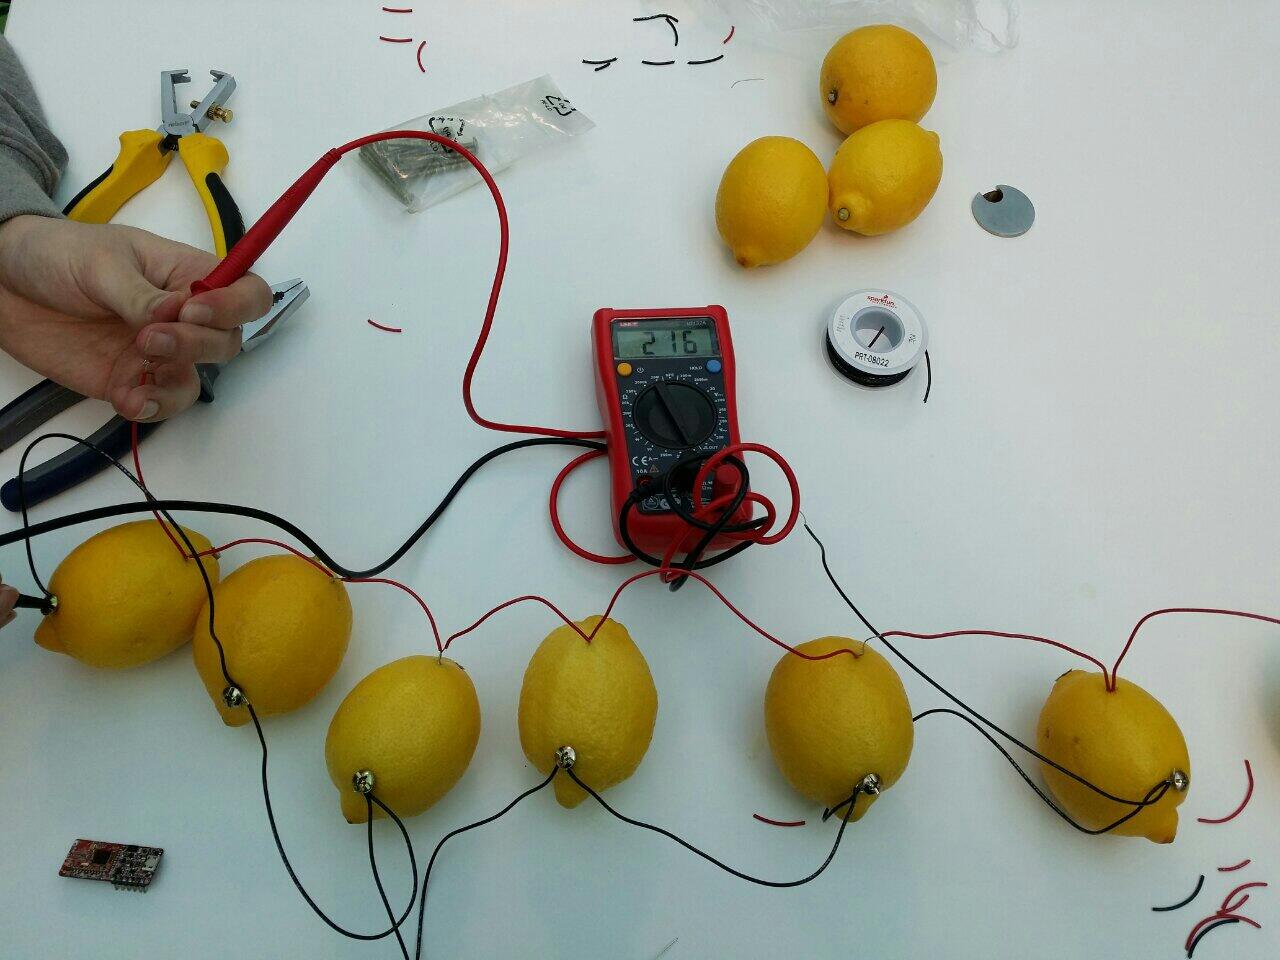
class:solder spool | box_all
[824,290,928,389]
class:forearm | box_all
[0,37,68,223]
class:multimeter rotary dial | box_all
[632,382,718,449]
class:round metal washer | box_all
[971,184,1034,237]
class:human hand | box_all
[0,215,273,421]
[0,576,17,629]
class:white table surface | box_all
[3,1,1278,957]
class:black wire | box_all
[913,708,1173,835]
[566,767,857,888]
[923,350,932,404]
[659,454,757,591]
[802,520,1173,809]
[1152,874,1205,912]
[1187,917,1241,958]
[414,768,559,960]
[615,453,766,589]
[367,795,411,960]
[15,431,173,597]
[0,437,606,579]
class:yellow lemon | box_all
[518,616,658,808]
[35,520,218,669]
[1037,670,1190,843]
[325,655,481,823]
[715,136,828,268]
[192,554,351,726]
[764,638,913,822]
[827,119,942,236]
[820,25,937,135]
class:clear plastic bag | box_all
[360,75,595,212]
[705,0,1019,56]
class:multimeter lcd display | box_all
[613,318,719,359]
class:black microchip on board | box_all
[59,839,163,892]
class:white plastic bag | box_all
[705,0,1018,56]
[360,75,595,213]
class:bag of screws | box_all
[359,75,595,212]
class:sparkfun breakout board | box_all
[58,839,163,892]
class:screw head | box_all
[554,745,577,769]
[1170,769,1190,792]
[859,772,882,796]
[352,770,376,795]
[837,207,850,222]
[826,89,837,104]
[221,685,246,708]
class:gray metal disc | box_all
[971,184,1034,237]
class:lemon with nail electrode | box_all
[191,553,352,725]
[1037,670,1190,843]
[820,25,938,135]
[764,637,913,821]
[518,616,658,808]
[34,519,219,669]
[325,655,481,823]
[827,119,942,236]
[715,136,829,268]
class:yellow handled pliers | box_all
[62,69,243,255]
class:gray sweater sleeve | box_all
[0,37,68,223]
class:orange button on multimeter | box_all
[592,306,748,557]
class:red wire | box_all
[690,442,799,546]
[333,132,604,441]
[366,319,403,333]
[442,566,863,663]
[1197,759,1254,825]
[1220,882,1267,916]
[1219,859,1253,873]
[549,450,634,564]
[878,629,1111,681]
[752,814,805,827]
[1110,608,1280,690]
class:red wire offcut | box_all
[1198,759,1254,825]
[1219,859,1252,873]
[752,814,805,827]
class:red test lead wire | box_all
[190,131,603,440]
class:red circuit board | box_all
[59,839,163,892]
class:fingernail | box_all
[179,301,213,325]
[137,400,160,421]
[145,330,176,357]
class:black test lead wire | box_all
[5,432,606,581]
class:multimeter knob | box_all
[632,382,717,449]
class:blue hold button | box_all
[706,359,722,374]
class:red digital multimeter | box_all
[593,306,748,556]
